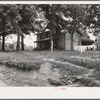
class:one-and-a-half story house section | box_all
[34,28,94,51]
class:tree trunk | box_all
[71,32,74,50]
[21,35,24,50]
[2,34,5,51]
[50,30,53,52]
[17,33,20,51]
[50,5,55,52]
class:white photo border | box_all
[0,1,100,99]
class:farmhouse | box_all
[34,28,95,51]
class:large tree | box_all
[85,4,100,48]
[0,5,21,51]
[16,4,46,51]
[36,4,55,51]
[38,4,86,51]
[58,4,87,50]
[85,5,100,33]
[18,4,37,51]
[0,4,38,51]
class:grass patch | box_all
[90,70,100,81]
[0,51,100,86]
[79,78,100,87]
[49,61,88,77]
[57,57,100,69]
[0,52,45,71]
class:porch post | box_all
[79,36,82,46]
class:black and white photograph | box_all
[1,1,100,98]
[0,2,100,87]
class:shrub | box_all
[5,61,40,71]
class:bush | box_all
[5,61,40,71]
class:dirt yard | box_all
[0,50,100,87]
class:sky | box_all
[5,32,37,48]
[86,28,96,41]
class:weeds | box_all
[50,61,88,76]
[78,78,100,87]
[5,61,41,71]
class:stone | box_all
[39,62,52,75]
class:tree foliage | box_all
[0,4,38,51]
[38,4,87,50]
[85,5,100,42]
[1,4,100,51]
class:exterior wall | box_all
[58,34,65,50]
[64,31,80,50]
[73,31,80,50]
[36,33,50,50]
[65,32,71,50]
[36,34,40,49]
[37,34,40,41]
[36,31,81,50]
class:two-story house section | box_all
[34,28,94,50]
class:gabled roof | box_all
[34,38,50,43]
[77,28,89,38]
[76,29,83,36]
[81,37,94,42]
